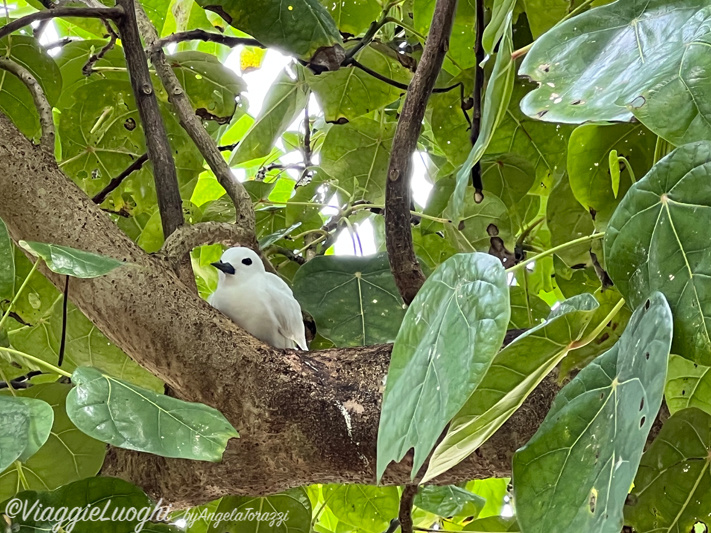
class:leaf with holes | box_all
[624,408,711,533]
[567,123,656,229]
[665,355,711,416]
[605,141,711,365]
[324,485,399,533]
[305,43,411,123]
[424,293,599,482]
[445,190,514,252]
[66,366,238,461]
[292,252,405,347]
[518,0,711,145]
[0,36,62,142]
[320,117,396,203]
[230,68,308,165]
[19,241,126,278]
[216,488,312,533]
[452,18,514,221]
[377,253,510,480]
[513,292,672,533]
[0,384,106,504]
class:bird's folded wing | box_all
[269,288,308,350]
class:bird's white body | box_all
[208,247,308,350]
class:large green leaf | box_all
[324,485,399,533]
[0,218,13,300]
[605,141,711,365]
[665,355,711,416]
[0,397,30,473]
[483,0,516,53]
[452,18,514,221]
[0,384,106,504]
[216,488,312,533]
[445,191,514,252]
[9,397,53,463]
[320,117,396,203]
[318,0,380,35]
[305,44,411,123]
[66,366,238,461]
[414,485,485,518]
[427,75,473,165]
[513,292,673,533]
[425,293,600,482]
[518,0,711,145]
[377,253,510,479]
[463,516,518,532]
[292,252,405,347]
[413,0,476,70]
[19,241,126,278]
[481,154,538,230]
[567,123,656,229]
[465,478,510,519]
[624,408,711,533]
[230,68,309,164]
[195,0,343,63]
[0,36,62,142]
[546,173,595,267]
[508,286,550,330]
[521,0,573,38]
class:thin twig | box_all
[58,276,69,367]
[470,0,484,195]
[0,58,54,153]
[43,37,73,49]
[115,0,184,239]
[0,6,124,41]
[298,101,312,185]
[82,20,118,76]
[92,153,149,204]
[347,58,461,94]
[148,29,262,53]
[384,0,458,304]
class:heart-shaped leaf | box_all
[377,253,510,479]
[292,252,405,347]
[216,487,312,533]
[624,407,711,533]
[414,485,485,518]
[518,0,711,145]
[19,241,126,278]
[664,355,711,416]
[324,485,399,533]
[66,366,238,461]
[425,293,600,482]
[513,292,673,533]
[605,141,711,365]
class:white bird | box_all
[208,247,308,350]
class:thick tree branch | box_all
[159,222,253,265]
[470,0,485,195]
[148,29,263,53]
[114,0,183,239]
[0,112,566,506]
[133,1,256,243]
[0,6,124,41]
[384,0,457,304]
[0,58,54,154]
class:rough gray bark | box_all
[0,113,568,507]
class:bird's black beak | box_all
[211,261,236,275]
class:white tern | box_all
[209,247,308,350]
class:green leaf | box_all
[0,36,62,142]
[195,0,343,62]
[377,253,510,479]
[0,217,14,300]
[521,0,573,38]
[463,516,519,532]
[609,149,620,199]
[665,355,711,416]
[452,18,514,221]
[0,384,106,504]
[481,154,538,230]
[483,0,516,54]
[305,44,411,122]
[11,397,54,462]
[0,397,30,473]
[624,407,711,533]
[66,366,238,461]
[508,286,550,329]
[230,68,309,164]
[513,292,673,533]
[414,0,476,70]
[546,173,595,267]
[216,488,312,533]
[465,478,510,519]
[424,293,599,482]
[445,191,513,252]
[292,252,405,347]
[168,51,246,122]
[518,0,711,145]
[319,0,381,35]
[324,485,399,533]
[605,141,711,365]
[427,76,473,165]
[320,117,396,203]
[567,123,655,229]
[19,241,126,278]
[414,485,485,518]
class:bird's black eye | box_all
[242,258,253,266]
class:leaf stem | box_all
[0,347,72,378]
[506,232,605,274]
[0,259,39,331]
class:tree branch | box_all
[134,1,256,243]
[92,153,149,204]
[159,222,253,266]
[0,58,54,153]
[114,0,183,239]
[398,485,418,533]
[469,0,485,195]
[0,6,124,41]
[384,0,457,304]
[82,21,118,76]
[148,29,263,53]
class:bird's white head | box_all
[211,247,265,280]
